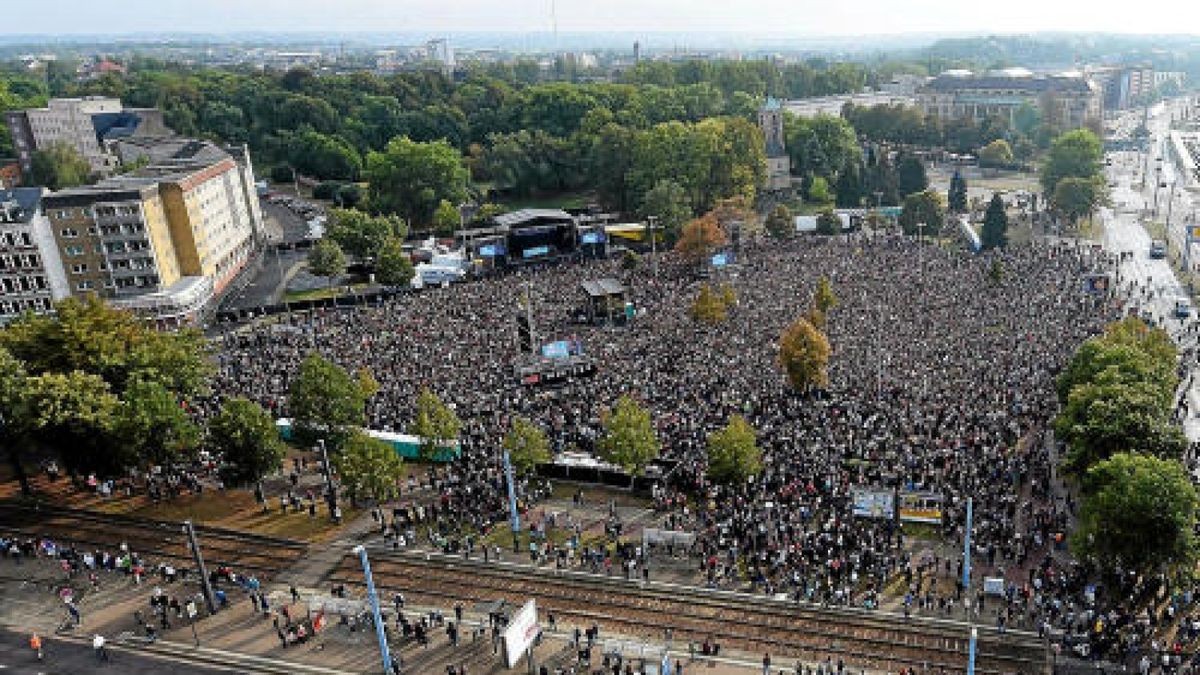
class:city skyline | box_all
[5,0,1200,38]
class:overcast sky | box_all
[9,0,1200,37]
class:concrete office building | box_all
[0,188,70,324]
[917,69,1102,129]
[5,96,169,176]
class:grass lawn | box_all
[496,192,592,211]
[283,283,372,303]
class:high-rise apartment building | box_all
[0,188,70,324]
[38,140,263,327]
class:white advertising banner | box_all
[503,599,540,668]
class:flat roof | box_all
[581,278,626,297]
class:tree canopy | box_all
[980,193,1009,250]
[409,387,462,461]
[208,397,285,485]
[288,353,374,451]
[707,415,762,484]
[503,416,551,475]
[1040,128,1104,196]
[1074,453,1197,575]
[898,190,945,237]
[598,395,661,477]
[365,136,470,226]
[778,316,831,392]
[336,431,404,504]
[30,141,92,190]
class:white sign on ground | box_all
[503,599,540,668]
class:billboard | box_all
[851,488,895,519]
[541,341,571,359]
[503,599,540,667]
[1188,225,1200,241]
[898,491,944,524]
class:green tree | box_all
[1057,320,1177,407]
[707,415,762,484]
[335,431,404,504]
[113,378,201,470]
[765,204,793,240]
[326,208,407,260]
[778,316,831,392]
[23,371,121,477]
[207,397,285,485]
[947,170,968,213]
[1052,176,1105,226]
[503,416,551,476]
[641,179,694,244]
[308,238,346,287]
[288,353,373,451]
[834,160,864,208]
[374,236,415,288]
[1040,128,1104,196]
[814,275,838,315]
[978,139,1015,169]
[807,175,834,205]
[30,141,92,190]
[598,395,661,478]
[0,347,31,494]
[0,296,210,398]
[1074,453,1197,575]
[365,136,469,226]
[980,193,1009,250]
[408,387,461,461]
[432,199,460,237]
[815,209,841,235]
[1056,373,1187,474]
[898,189,945,237]
[1013,102,1040,137]
[286,130,362,181]
[896,152,928,198]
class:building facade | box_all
[36,141,263,326]
[6,97,169,176]
[0,188,70,324]
[42,182,181,300]
[917,69,1102,129]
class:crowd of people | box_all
[211,232,1150,664]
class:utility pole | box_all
[182,520,217,615]
[352,545,393,675]
[317,439,338,520]
[503,451,521,553]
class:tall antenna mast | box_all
[550,0,559,53]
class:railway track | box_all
[327,549,1049,675]
[0,502,307,578]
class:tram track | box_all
[326,549,1049,674]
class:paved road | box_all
[1103,99,1200,444]
[0,629,225,675]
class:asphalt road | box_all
[0,629,225,675]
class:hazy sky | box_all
[9,0,1200,37]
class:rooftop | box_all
[492,208,576,228]
[0,188,43,225]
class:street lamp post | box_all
[647,215,658,274]
[352,545,394,675]
[1154,166,1165,216]
[182,520,217,615]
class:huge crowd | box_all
[211,232,1178,666]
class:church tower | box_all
[758,97,791,191]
